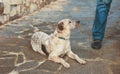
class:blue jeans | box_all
[92,0,112,41]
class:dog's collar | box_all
[58,37,68,40]
[54,34,69,40]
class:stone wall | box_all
[0,0,56,25]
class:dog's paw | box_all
[79,60,86,65]
[63,63,70,68]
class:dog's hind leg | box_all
[31,35,45,55]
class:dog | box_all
[31,19,86,68]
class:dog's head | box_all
[57,19,80,32]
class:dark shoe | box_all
[91,40,102,49]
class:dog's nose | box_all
[76,21,80,24]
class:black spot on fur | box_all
[58,22,64,31]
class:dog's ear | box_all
[57,22,64,31]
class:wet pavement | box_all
[0,0,120,74]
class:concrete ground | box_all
[0,0,120,74]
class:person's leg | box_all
[92,0,112,49]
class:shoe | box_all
[91,40,102,49]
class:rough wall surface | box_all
[0,0,56,25]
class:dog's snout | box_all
[76,21,80,24]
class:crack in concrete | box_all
[85,57,104,62]
[17,36,24,39]
[40,69,57,74]
[17,60,46,72]
[0,57,15,59]
[15,29,30,34]
[9,70,19,74]
[1,51,27,66]
[15,52,27,66]
[9,57,46,74]
[9,60,47,74]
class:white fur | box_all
[31,19,86,68]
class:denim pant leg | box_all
[92,0,112,41]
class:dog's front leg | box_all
[48,55,70,68]
[67,51,86,64]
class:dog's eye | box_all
[69,21,71,23]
